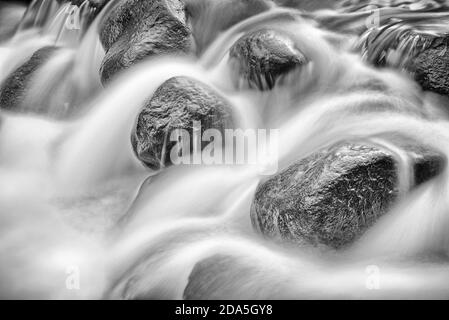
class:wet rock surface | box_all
[0,46,58,113]
[99,0,194,83]
[251,137,445,249]
[410,38,449,98]
[131,76,234,170]
[229,28,308,90]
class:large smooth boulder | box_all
[0,46,58,112]
[251,137,445,249]
[131,76,234,170]
[99,0,194,83]
[185,0,272,51]
[229,28,308,90]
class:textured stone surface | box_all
[0,46,58,112]
[131,76,234,170]
[250,138,445,249]
[229,29,308,90]
[411,38,449,97]
[99,0,194,83]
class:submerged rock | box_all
[229,29,308,90]
[0,46,58,112]
[250,137,445,249]
[131,76,234,170]
[99,0,194,83]
[184,254,290,300]
[184,255,250,300]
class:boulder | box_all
[185,0,272,51]
[410,37,449,98]
[250,137,445,249]
[229,28,308,90]
[0,46,58,112]
[131,76,234,170]
[99,0,194,83]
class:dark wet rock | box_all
[186,0,272,51]
[229,29,308,90]
[410,38,449,98]
[250,137,445,249]
[99,0,194,84]
[0,46,58,112]
[89,0,110,9]
[131,76,234,170]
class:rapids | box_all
[0,0,449,299]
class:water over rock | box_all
[185,0,272,51]
[183,254,288,299]
[351,6,449,99]
[250,136,445,249]
[71,0,110,10]
[131,76,234,170]
[0,46,58,113]
[99,0,194,84]
[229,28,308,90]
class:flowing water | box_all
[1,0,449,299]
